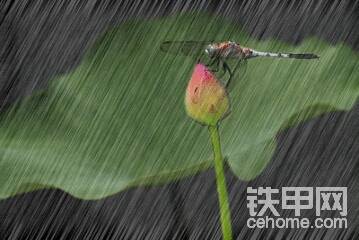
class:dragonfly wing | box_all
[160,41,212,57]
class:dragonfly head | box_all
[205,44,218,58]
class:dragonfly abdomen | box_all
[250,50,319,59]
[251,50,290,58]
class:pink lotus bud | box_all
[185,64,230,126]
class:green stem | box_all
[208,125,233,240]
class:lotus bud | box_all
[185,64,229,126]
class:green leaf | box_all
[0,14,357,199]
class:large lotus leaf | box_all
[0,14,358,199]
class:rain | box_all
[0,1,358,239]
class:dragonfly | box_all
[160,41,319,88]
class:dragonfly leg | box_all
[215,60,226,79]
[222,61,233,88]
[225,59,247,90]
[204,57,219,72]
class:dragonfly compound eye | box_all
[205,45,217,58]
